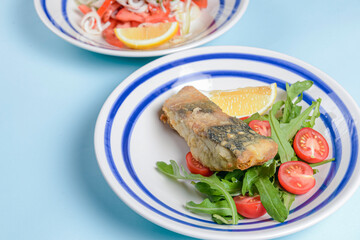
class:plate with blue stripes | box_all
[34,0,248,57]
[94,46,360,239]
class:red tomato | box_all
[115,8,145,22]
[278,161,316,195]
[293,127,329,163]
[180,0,208,8]
[239,116,249,120]
[249,120,271,137]
[102,20,124,48]
[185,152,213,177]
[233,195,267,219]
[78,5,92,15]
[101,2,121,23]
[97,0,114,18]
[145,1,171,23]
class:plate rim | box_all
[33,0,249,57]
[94,46,360,239]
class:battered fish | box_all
[160,86,278,171]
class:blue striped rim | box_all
[208,0,226,29]
[41,0,70,36]
[121,70,339,225]
[210,0,241,34]
[40,0,241,50]
[103,52,358,231]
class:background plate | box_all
[34,0,248,57]
[94,46,360,239]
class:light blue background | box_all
[1,0,360,239]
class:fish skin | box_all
[160,86,278,171]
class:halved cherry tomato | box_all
[293,127,329,163]
[185,152,213,177]
[233,195,267,219]
[249,120,271,137]
[278,161,315,195]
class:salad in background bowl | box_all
[34,0,249,57]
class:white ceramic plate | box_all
[94,46,360,239]
[34,0,248,57]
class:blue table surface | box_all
[2,0,360,239]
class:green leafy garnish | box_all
[269,100,295,163]
[156,160,239,224]
[255,177,289,222]
[308,158,335,167]
[243,112,268,124]
[185,199,233,217]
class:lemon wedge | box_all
[114,22,179,50]
[209,83,277,118]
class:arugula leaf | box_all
[255,177,289,222]
[269,101,295,163]
[156,160,239,224]
[279,190,295,211]
[223,169,244,181]
[281,101,317,140]
[281,81,313,123]
[308,158,335,167]
[243,112,268,124]
[185,199,233,217]
[194,177,242,199]
[242,167,260,196]
[212,214,244,224]
[241,159,276,195]
[286,81,313,101]
[303,98,322,128]
[194,182,223,200]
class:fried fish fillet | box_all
[160,86,278,171]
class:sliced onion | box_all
[80,8,107,35]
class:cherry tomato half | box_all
[278,161,316,195]
[249,120,271,137]
[186,152,213,177]
[293,127,329,163]
[233,195,267,219]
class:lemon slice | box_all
[114,22,179,50]
[209,83,277,117]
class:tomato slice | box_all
[233,195,267,219]
[239,116,249,120]
[102,20,124,48]
[293,127,329,163]
[78,5,92,15]
[97,0,114,18]
[278,161,316,195]
[101,2,121,23]
[115,8,145,23]
[185,152,213,177]
[249,120,271,137]
[193,0,208,8]
[180,0,208,8]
